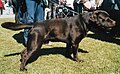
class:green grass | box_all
[0,18,120,74]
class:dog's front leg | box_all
[72,43,79,62]
[72,43,84,62]
[65,42,72,59]
[20,47,39,71]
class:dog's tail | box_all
[1,22,33,31]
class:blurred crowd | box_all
[1,0,120,21]
[0,0,14,15]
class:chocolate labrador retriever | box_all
[1,10,116,71]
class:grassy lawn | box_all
[0,18,120,74]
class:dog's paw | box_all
[20,67,27,71]
[20,64,27,71]
[73,58,84,62]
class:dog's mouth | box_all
[102,24,115,30]
[97,18,116,30]
[100,22,116,30]
[100,24,114,31]
[105,20,116,29]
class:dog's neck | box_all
[81,12,91,24]
[78,13,89,35]
[81,12,99,28]
[80,12,93,28]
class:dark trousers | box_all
[73,3,83,14]
[0,8,3,15]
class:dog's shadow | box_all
[27,47,88,64]
[88,29,120,45]
[4,47,88,64]
[12,31,25,46]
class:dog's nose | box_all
[113,20,116,24]
[112,21,116,26]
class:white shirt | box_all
[89,0,96,9]
[83,0,96,9]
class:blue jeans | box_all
[23,0,45,45]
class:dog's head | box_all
[88,10,116,30]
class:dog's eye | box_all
[98,16,105,22]
[106,18,111,22]
[98,16,103,20]
[102,19,105,22]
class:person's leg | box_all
[34,2,44,22]
[48,2,53,19]
[23,0,36,45]
[0,8,1,15]
[1,8,3,15]
[73,3,82,15]
[25,0,36,23]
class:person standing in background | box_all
[0,0,4,15]
[46,0,59,19]
[9,0,17,14]
[73,0,96,14]
[95,0,103,9]
[17,0,47,46]
[64,0,74,16]
[23,0,47,45]
[73,0,83,14]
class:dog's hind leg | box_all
[20,48,28,71]
[20,30,44,71]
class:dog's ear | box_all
[89,10,108,22]
[94,10,109,15]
